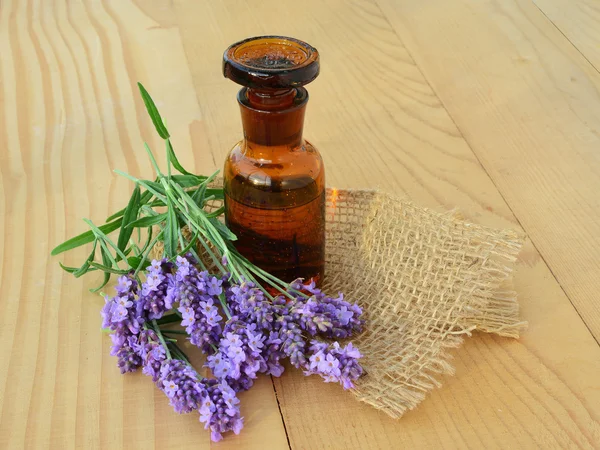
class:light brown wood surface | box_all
[1,0,599,449]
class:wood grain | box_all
[377,0,600,342]
[173,0,600,448]
[533,0,600,73]
[0,0,287,448]
[0,0,599,448]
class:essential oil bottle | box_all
[222,36,325,286]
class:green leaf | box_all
[191,183,207,207]
[164,197,178,258]
[59,262,80,274]
[138,82,170,139]
[127,213,167,228]
[106,208,125,223]
[90,247,112,293]
[156,314,182,325]
[126,256,151,272]
[205,188,224,200]
[166,139,192,176]
[114,170,168,204]
[133,229,163,276]
[138,226,154,255]
[89,262,130,275]
[73,241,98,278]
[51,219,121,256]
[144,143,163,176]
[140,180,166,196]
[190,170,221,206]
[171,174,206,187]
[106,189,153,223]
[206,206,225,218]
[177,230,199,257]
[117,185,141,251]
[209,217,237,241]
[84,218,129,263]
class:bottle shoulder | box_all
[225,139,324,183]
[224,139,325,207]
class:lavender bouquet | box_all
[52,84,364,442]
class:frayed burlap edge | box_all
[153,186,526,419]
[322,189,526,418]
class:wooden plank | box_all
[377,0,600,342]
[533,0,600,72]
[0,0,288,448]
[173,0,600,447]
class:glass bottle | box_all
[222,36,325,286]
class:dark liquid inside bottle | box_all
[225,174,325,283]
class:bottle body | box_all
[222,36,325,286]
[224,133,325,285]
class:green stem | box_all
[197,236,226,274]
[114,170,168,204]
[218,293,232,320]
[169,342,191,364]
[152,320,172,360]
[144,142,163,176]
[235,251,310,299]
[134,230,163,277]
[235,264,273,300]
[247,266,295,300]
[156,314,181,325]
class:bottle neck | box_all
[238,87,308,149]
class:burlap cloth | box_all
[155,187,527,418]
[323,189,526,418]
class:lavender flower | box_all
[290,281,363,339]
[101,275,144,371]
[199,379,243,442]
[173,256,223,352]
[226,282,276,330]
[135,329,167,382]
[115,334,143,373]
[278,321,307,369]
[206,319,267,392]
[101,275,141,336]
[304,340,363,389]
[158,359,206,414]
[100,259,364,443]
[138,259,176,320]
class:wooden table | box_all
[2,0,600,448]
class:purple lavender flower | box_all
[158,359,205,414]
[101,275,144,372]
[172,256,223,352]
[101,259,365,444]
[207,277,223,296]
[263,331,285,377]
[138,259,175,320]
[207,353,232,378]
[115,334,143,373]
[134,329,167,382]
[304,340,363,389]
[290,283,364,339]
[277,321,307,369]
[101,275,141,335]
[226,282,276,330]
[198,379,243,442]
[206,319,268,392]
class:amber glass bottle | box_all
[222,36,325,286]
